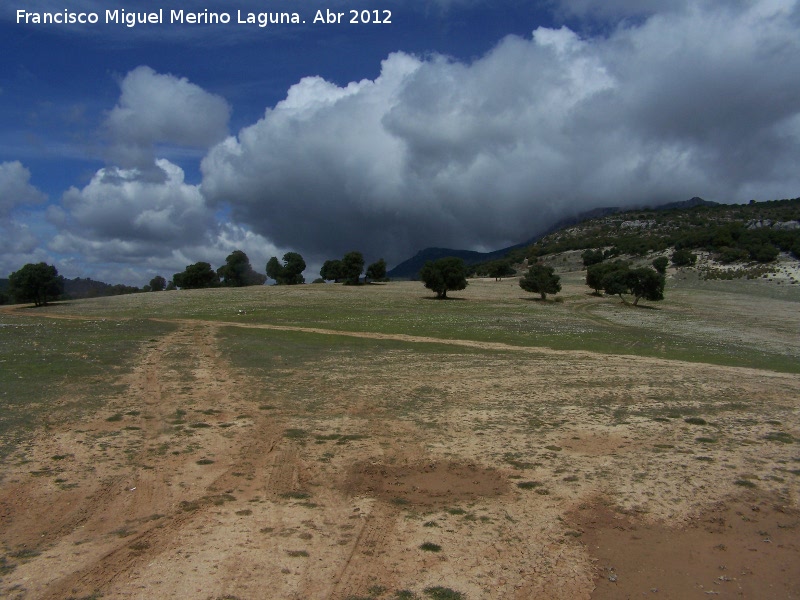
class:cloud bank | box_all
[0,161,46,216]
[105,66,231,173]
[0,161,49,275]
[47,70,277,283]
[201,0,800,265]
[4,0,799,284]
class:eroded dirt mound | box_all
[568,491,800,599]
[343,460,509,506]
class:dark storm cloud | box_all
[201,0,800,265]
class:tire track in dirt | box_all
[327,504,397,600]
[1,319,288,599]
[39,425,287,600]
[4,302,800,599]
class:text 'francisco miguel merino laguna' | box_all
[16,8,393,27]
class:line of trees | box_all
[6,248,674,308]
[319,251,388,284]
[173,250,269,289]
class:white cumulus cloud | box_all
[0,161,50,277]
[201,0,800,266]
[105,66,230,171]
[0,161,46,216]
[51,159,281,284]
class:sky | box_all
[1,0,799,285]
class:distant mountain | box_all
[63,277,140,299]
[387,246,517,280]
[388,198,719,279]
[651,196,719,211]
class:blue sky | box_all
[2,0,799,285]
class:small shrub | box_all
[734,479,757,488]
[284,428,308,439]
[423,587,464,600]
[684,417,707,425]
[129,541,150,553]
[280,491,311,500]
[0,556,16,575]
[516,481,543,489]
[368,586,388,596]
[9,548,41,560]
[420,542,442,552]
[179,500,202,512]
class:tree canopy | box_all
[419,257,468,299]
[519,263,561,300]
[266,252,306,285]
[148,275,167,292]
[627,267,665,305]
[651,256,669,274]
[487,260,516,281]
[320,259,343,282]
[173,262,219,289]
[218,250,267,287]
[586,262,665,306]
[8,262,64,307]
[341,251,365,285]
[581,249,605,267]
[586,260,627,295]
[671,248,697,266]
[365,258,388,283]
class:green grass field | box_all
[0,315,175,458]
[26,274,800,372]
[3,273,796,458]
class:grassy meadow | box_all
[24,271,800,372]
[1,269,799,599]
[2,271,797,462]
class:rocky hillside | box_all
[509,197,800,265]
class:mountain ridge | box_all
[387,197,720,279]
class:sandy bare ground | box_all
[1,308,799,599]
